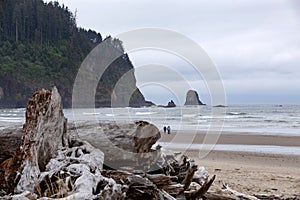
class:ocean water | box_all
[1,105,300,135]
[1,105,299,155]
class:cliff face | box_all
[72,36,154,108]
[184,90,205,105]
[0,0,150,108]
[94,37,152,107]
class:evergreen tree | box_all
[0,0,147,108]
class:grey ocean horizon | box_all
[1,104,300,155]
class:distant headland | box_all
[0,0,151,108]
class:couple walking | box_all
[163,126,171,134]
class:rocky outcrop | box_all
[213,105,227,108]
[93,43,153,108]
[157,100,176,108]
[167,100,176,107]
[184,90,205,105]
[70,37,154,109]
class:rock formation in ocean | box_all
[167,100,176,107]
[213,104,227,108]
[184,90,205,105]
[157,100,176,108]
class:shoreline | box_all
[160,131,300,198]
[159,130,300,147]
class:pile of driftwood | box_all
[0,87,294,200]
[0,87,215,200]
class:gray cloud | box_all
[58,0,300,104]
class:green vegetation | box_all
[0,0,148,107]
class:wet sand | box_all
[159,130,300,146]
[159,130,300,198]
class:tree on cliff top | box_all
[0,0,148,108]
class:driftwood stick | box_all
[184,175,216,200]
[163,183,184,196]
[146,174,173,187]
[254,194,282,200]
[159,189,177,200]
[203,192,237,200]
[182,163,198,191]
[101,169,132,183]
[221,182,259,200]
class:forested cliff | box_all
[0,0,151,108]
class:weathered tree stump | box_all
[0,87,67,193]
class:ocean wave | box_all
[199,115,232,119]
[82,112,100,115]
[135,112,157,115]
[227,112,247,116]
[105,114,115,117]
[0,113,20,117]
[241,116,263,119]
[182,114,198,118]
[0,117,24,123]
[0,117,23,120]
[264,119,289,123]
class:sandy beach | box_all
[159,130,300,146]
[159,131,300,198]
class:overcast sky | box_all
[57,0,300,105]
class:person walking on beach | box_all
[163,126,167,133]
[167,126,171,134]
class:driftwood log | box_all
[68,120,162,172]
[0,126,23,163]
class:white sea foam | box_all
[82,112,100,115]
[135,112,157,115]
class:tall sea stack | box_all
[184,90,205,105]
